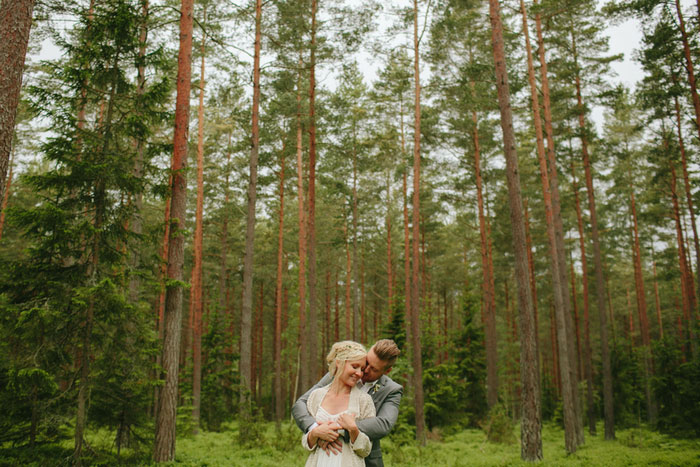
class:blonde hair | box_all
[326,341,367,377]
[371,339,400,367]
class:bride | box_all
[302,341,376,467]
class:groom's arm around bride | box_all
[292,339,402,467]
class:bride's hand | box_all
[337,413,360,442]
[311,420,342,443]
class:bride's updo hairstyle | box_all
[326,341,367,378]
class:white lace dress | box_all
[302,385,375,467]
[314,406,346,467]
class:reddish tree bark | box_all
[239,0,262,414]
[572,29,614,440]
[403,171,411,341]
[652,255,663,339]
[154,1,194,460]
[670,162,697,356]
[0,0,35,202]
[411,0,426,444]
[472,96,498,408]
[345,220,352,338]
[521,4,576,451]
[0,149,14,242]
[489,0,542,458]
[274,148,286,424]
[190,16,207,433]
[674,94,700,321]
[295,50,308,395]
[306,0,319,386]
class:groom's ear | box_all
[383,365,393,375]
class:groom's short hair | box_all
[371,339,400,367]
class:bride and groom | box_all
[292,339,402,467]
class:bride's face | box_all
[337,357,366,387]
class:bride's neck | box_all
[329,378,351,395]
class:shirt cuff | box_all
[307,422,319,433]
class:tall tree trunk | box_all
[572,30,614,441]
[128,0,149,303]
[472,87,498,408]
[0,0,35,202]
[489,0,542,459]
[153,1,194,460]
[652,253,663,339]
[74,49,119,464]
[345,220,352,338]
[274,149,286,425]
[670,161,697,356]
[352,129,360,340]
[403,171,411,343]
[535,5,583,444]
[0,148,14,242]
[674,0,700,143]
[521,3,574,452]
[306,0,319,386]
[387,168,393,321]
[239,0,262,416]
[190,15,207,433]
[524,200,538,330]
[295,51,308,394]
[411,0,426,445]
[571,160,595,435]
[630,191,656,421]
[674,94,700,321]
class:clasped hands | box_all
[311,413,359,456]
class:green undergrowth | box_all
[2,421,699,466]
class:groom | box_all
[292,339,402,467]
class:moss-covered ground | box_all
[2,421,699,466]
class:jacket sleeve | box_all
[292,373,333,433]
[350,394,376,458]
[355,383,402,440]
[301,389,320,451]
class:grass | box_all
[2,422,699,466]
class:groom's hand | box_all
[311,421,342,443]
[319,438,343,456]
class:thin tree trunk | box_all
[489,0,542,459]
[0,0,35,202]
[403,171,411,344]
[128,0,149,303]
[572,29,614,441]
[521,4,575,452]
[472,91,498,409]
[274,149,285,425]
[670,161,697,357]
[630,191,656,422]
[674,0,700,144]
[652,253,663,339]
[190,14,207,433]
[674,94,700,322]
[345,220,352,339]
[239,0,262,416]
[74,48,118,463]
[387,168,393,320]
[524,200,538,331]
[153,1,194,460]
[306,0,319,386]
[352,128,360,340]
[411,0,426,445]
[295,51,308,394]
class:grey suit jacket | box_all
[292,373,403,467]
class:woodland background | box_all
[1,0,700,464]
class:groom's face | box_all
[362,349,390,383]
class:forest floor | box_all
[3,421,699,466]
